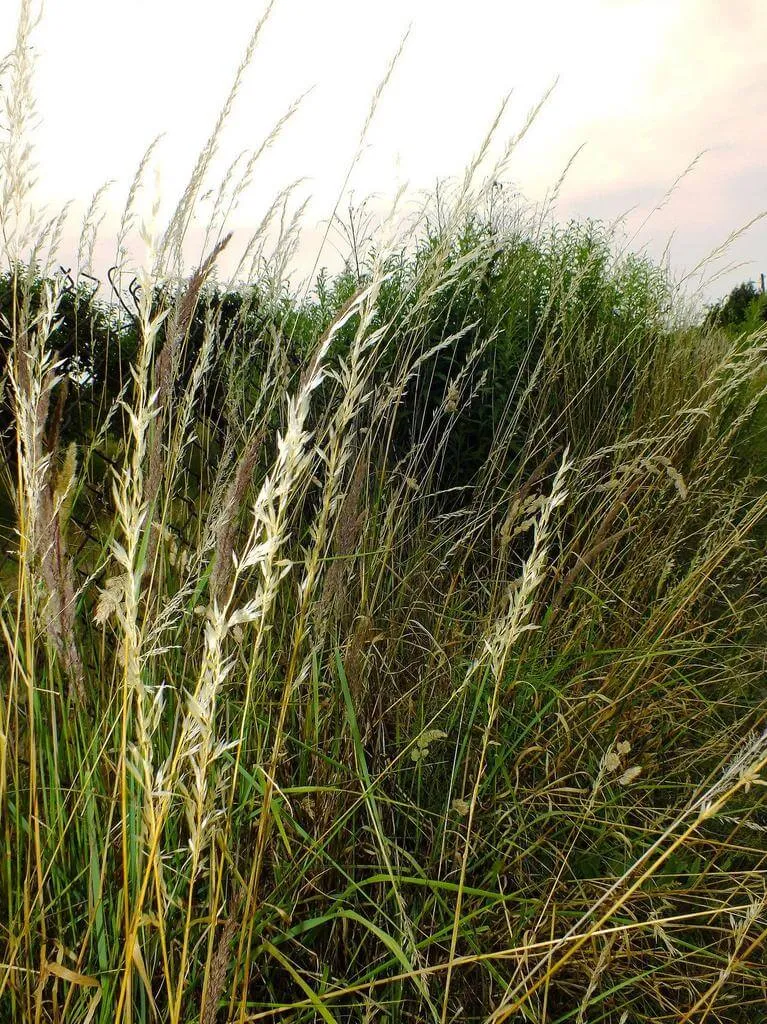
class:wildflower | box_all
[411,729,447,762]
[618,765,642,786]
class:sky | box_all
[1,0,765,307]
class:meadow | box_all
[1,3,766,1022]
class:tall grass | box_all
[1,3,766,1022]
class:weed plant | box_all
[1,4,766,1022]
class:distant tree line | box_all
[3,217,733,498]
[705,278,767,333]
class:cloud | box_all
[1,0,762,302]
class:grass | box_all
[1,3,767,1022]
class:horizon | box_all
[1,0,765,306]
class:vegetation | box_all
[1,4,766,1023]
[705,279,767,334]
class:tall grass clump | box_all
[1,4,766,1022]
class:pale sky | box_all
[1,0,765,306]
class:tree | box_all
[706,280,767,331]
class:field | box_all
[1,3,767,1022]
